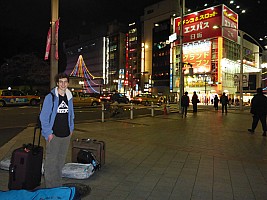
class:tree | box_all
[0,53,50,88]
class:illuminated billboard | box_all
[221,5,238,42]
[174,4,238,43]
[183,41,212,73]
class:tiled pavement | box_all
[1,106,267,200]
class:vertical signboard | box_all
[222,5,238,42]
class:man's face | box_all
[57,78,69,92]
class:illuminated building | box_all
[126,21,142,96]
[64,21,127,94]
[142,0,179,96]
[171,4,261,103]
[63,1,263,101]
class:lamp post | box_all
[204,72,207,105]
[213,25,264,110]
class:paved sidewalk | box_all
[1,107,267,200]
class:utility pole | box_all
[178,0,184,111]
[50,0,59,89]
[239,31,244,110]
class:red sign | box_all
[174,5,238,43]
[55,18,60,60]
[222,5,238,42]
[44,27,51,60]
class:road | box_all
[0,104,164,147]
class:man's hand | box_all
[48,134,54,142]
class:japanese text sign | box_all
[183,41,212,74]
[174,4,238,43]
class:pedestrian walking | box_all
[40,73,75,188]
[191,91,199,113]
[214,95,219,110]
[181,91,190,118]
[228,98,232,108]
[220,92,229,113]
[248,88,267,136]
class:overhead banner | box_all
[44,27,51,60]
[55,18,60,60]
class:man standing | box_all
[220,92,229,113]
[40,73,75,188]
[248,88,267,136]
[181,92,190,118]
[214,95,219,110]
[191,91,199,113]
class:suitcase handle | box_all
[32,127,41,148]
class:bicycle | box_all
[104,101,124,118]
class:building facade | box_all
[171,4,261,103]
[63,0,264,102]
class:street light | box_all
[213,25,264,110]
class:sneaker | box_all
[248,129,254,134]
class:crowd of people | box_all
[180,89,267,137]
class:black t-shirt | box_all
[53,94,70,137]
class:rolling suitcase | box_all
[72,139,105,166]
[8,126,43,190]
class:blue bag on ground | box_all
[0,186,80,200]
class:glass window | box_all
[12,90,24,96]
[2,90,12,96]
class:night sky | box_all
[0,0,266,67]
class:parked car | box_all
[110,93,129,104]
[130,94,161,105]
[100,93,129,104]
[72,91,101,107]
[0,89,41,107]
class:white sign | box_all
[169,33,177,43]
[234,73,249,87]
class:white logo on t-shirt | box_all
[57,100,69,113]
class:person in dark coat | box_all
[220,92,229,113]
[191,91,199,113]
[214,95,219,110]
[248,88,267,136]
[181,92,190,118]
